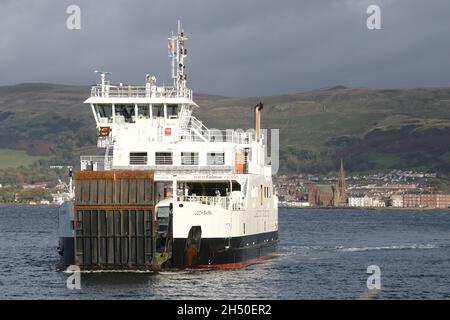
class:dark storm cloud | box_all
[0,0,449,96]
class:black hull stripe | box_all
[172,230,278,268]
[60,231,279,269]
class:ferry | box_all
[58,22,278,270]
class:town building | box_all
[403,194,450,208]
[348,195,385,207]
[389,195,403,207]
[333,159,347,206]
[436,194,450,208]
[307,184,335,206]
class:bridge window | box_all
[130,152,147,165]
[115,104,135,123]
[155,152,173,165]
[167,104,180,119]
[152,104,164,118]
[137,104,150,119]
[94,104,113,124]
[207,152,225,165]
[181,152,199,165]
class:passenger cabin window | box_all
[94,104,113,124]
[130,152,147,165]
[181,152,199,165]
[167,104,180,119]
[115,104,135,123]
[152,104,164,118]
[207,152,225,165]
[137,105,150,119]
[155,152,173,165]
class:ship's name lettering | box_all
[194,210,212,216]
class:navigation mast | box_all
[168,20,188,97]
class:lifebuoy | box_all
[98,126,111,137]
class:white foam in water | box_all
[63,269,154,274]
[336,243,438,252]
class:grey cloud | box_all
[0,0,449,97]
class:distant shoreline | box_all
[0,203,59,208]
[279,205,449,211]
[1,203,448,211]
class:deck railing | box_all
[177,195,245,211]
[80,155,235,173]
[80,156,113,171]
[177,195,229,210]
[91,84,192,100]
[181,116,252,144]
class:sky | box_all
[0,0,450,97]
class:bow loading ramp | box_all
[73,170,169,270]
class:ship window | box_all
[185,182,240,197]
[130,152,147,165]
[207,152,225,165]
[94,104,113,124]
[155,152,173,165]
[152,104,164,118]
[137,104,150,119]
[115,104,135,123]
[181,152,198,165]
[167,104,180,119]
[156,206,170,225]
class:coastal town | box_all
[0,178,72,205]
[275,160,450,209]
[1,160,450,209]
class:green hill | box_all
[1,83,450,174]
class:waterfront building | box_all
[348,195,385,207]
[307,184,334,206]
[390,195,403,207]
[403,193,450,208]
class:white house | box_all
[348,195,385,207]
[390,195,403,207]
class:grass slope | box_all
[0,149,49,169]
[1,83,450,173]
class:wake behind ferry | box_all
[58,22,278,270]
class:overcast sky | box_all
[0,0,449,97]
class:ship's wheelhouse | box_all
[91,102,194,127]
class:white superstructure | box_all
[79,22,278,266]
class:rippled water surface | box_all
[1,205,449,299]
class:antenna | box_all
[94,70,112,75]
[95,70,112,96]
[168,20,188,97]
